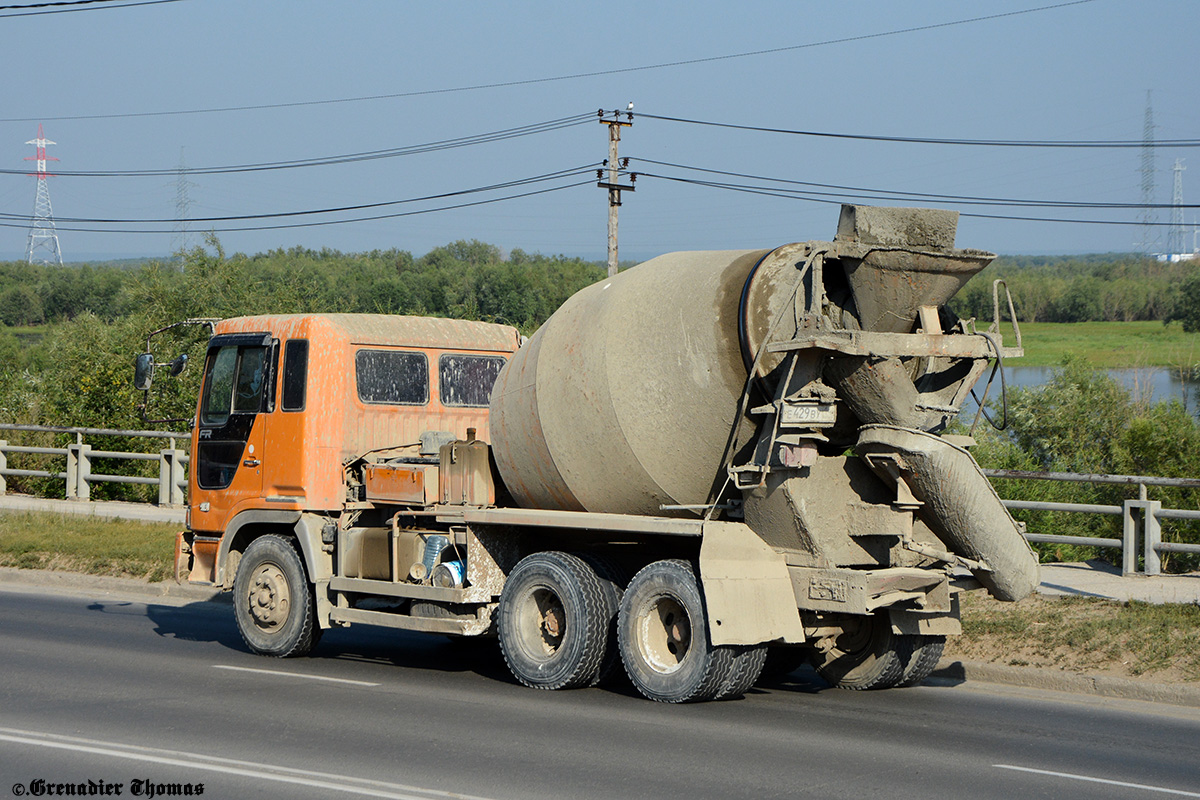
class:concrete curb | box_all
[0,566,226,603]
[0,494,186,524]
[929,659,1200,709]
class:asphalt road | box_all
[1,582,1198,800]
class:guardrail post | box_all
[159,448,186,506]
[1122,499,1141,575]
[0,440,7,496]
[1142,500,1163,576]
[66,443,92,501]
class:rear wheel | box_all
[233,535,322,657]
[498,551,614,690]
[897,634,945,687]
[618,559,739,703]
[574,553,627,686]
[811,613,909,691]
[714,645,768,700]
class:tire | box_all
[810,613,909,691]
[574,552,626,686]
[497,551,614,690]
[714,645,768,700]
[233,534,322,658]
[897,634,945,687]
[618,559,736,703]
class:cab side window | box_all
[234,347,267,413]
[356,349,428,405]
[439,354,506,407]
[282,339,309,412]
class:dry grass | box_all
[946,591,1200,683]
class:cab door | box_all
[190,332,276,533]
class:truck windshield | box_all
[201,345,267,426]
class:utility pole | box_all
[597,106,635,277]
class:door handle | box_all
[243,458,261,467]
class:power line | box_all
[634,112,1200,149]
[0,1,1095,122]
[0,114,596,178]
[633,170,1190,227]
[0,179,595,235]
[0,165,599,231]
[633,159,1199,209]
[0,0,181,18]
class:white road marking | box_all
[213,664,381,686]
[0,727,494,800]
[995,764,1200,797]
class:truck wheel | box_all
[497,551,614,690]
[618,559,736,703]
[811,613,908,691]
[897,634,945,687]
[233,535,322,658]
[714,645,768,700]
[574,552,626,686]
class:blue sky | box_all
[0,0,1196,261]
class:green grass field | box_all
[0,511,178,581]
[1013,321,1200,368]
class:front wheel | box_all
[233,534,322,657]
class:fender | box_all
[215,509,333,587]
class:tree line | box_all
[951,253,1194,325]
[5,247,1197,332]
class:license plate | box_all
[779,401,837,426]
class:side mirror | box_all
[168,353,189,377]
[134,353,155,391]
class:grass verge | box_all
[0,511,178,582]
[944,591,1200,683]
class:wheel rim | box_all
[514,585,566,659]
[637,594,692,674]
[827,616,874,660]
[247,561,291,634]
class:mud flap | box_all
[698,521,807,646]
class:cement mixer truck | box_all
[153,204,1036,703]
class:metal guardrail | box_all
[0,424,189,507]
[985,468,1200,577]
[2,425,1197,576]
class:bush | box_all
[972,356,1200,572]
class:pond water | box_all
[959,365,1200,420]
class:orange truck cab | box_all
[179,313,521,590]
